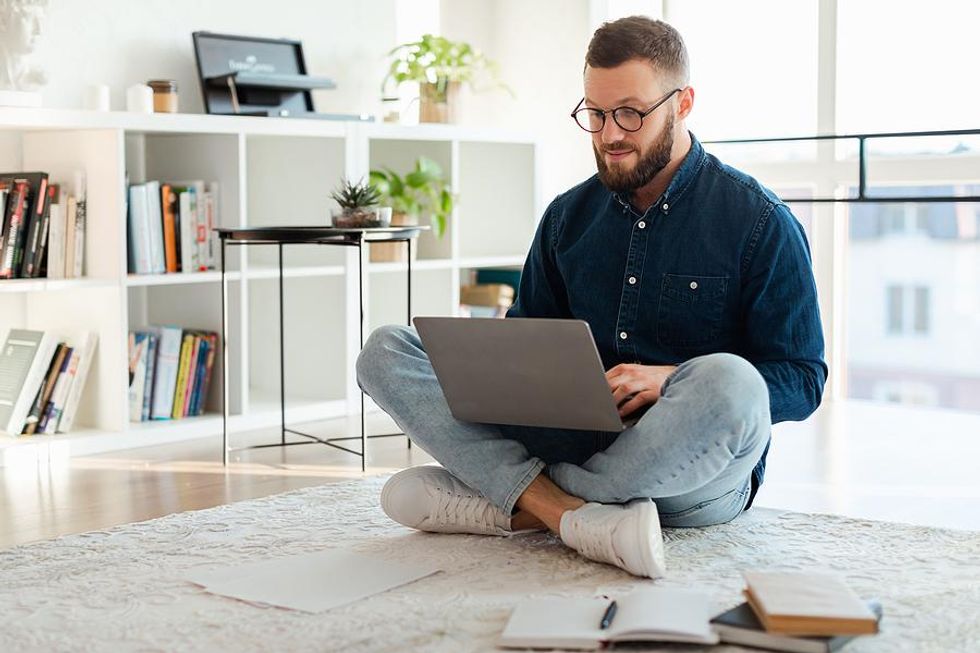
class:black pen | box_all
[599,600,618,630]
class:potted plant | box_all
[329,177,391,228]
[383,34,510,123]
[368,156,454,262]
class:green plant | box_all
[330,177,382,210]
[383,34,511,103]
[369,157,454,238]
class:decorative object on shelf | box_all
[126,83,154,113]
[369,156,454,262]
[383,34,511,124]
[147,80,179,113]
[329,178,390,228]
[0,0,47,108]
[82,83,110,111]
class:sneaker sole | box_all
[633,499,667,578]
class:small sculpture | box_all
[0,0,48,97]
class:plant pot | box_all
[370,211,420,262]
[419,81,460,124]
[331,206,392,229]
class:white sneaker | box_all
[559,499,666,578]
[380,466,513,536]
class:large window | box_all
[848,186,980,413]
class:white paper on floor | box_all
[186,549,442,613]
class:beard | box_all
[594,111,675,194]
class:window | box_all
[885,285,930,336]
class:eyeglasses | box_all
[571,88,682,133]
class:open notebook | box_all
[498,586,719,650]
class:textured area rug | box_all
[1,475,978,652]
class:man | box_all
[357,16,826,579]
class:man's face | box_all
[583,60,677,194]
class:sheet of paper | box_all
[186,549,441,613]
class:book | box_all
[161,183,179,273]
[204,181,219,270]
[0,180,28,278]
[16,173,50,278]
[55,331,98,433]
[64,195,77,278]
[150,326,183,420]
[145,180,165,274]
[176,187,197,273]
[711,599,883,653]
[0,329,59,435]
[22,342,68,435]
[70,171,86,278]
[743,571,879,637]
[140,331,158,421]
[39,346,74,434]
[497,586,719,650]
[44,184,65,279]
[128,333,149,422]
[181,334,201,417]
[127,184,154,275]
[189,336,210,416]
[172,180,207,271]
[171,332,194,419]
[35,182,57,278]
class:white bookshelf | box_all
[0,107,539,464]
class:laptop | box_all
[413,317,635,432]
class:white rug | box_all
[1,476,978,652]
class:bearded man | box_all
[356,16,826,578]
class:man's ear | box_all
[676,86,695,121]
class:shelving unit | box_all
[0,107,539,463]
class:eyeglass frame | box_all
[570,87,683,133]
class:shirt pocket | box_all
[657,273,729,348]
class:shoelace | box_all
[567,506,626,566]
[431,486,502,533]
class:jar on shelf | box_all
[147,80,178,113]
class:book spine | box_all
[20,176,49,278]
[3,333,57,436]
[189,337,208,416]
[45,185,64,280]
[198,333,218,416]
[182,334,201,417]
[64,196,77,279]
[150,326,181,420]
[178,190,194,274]
[72,196,85,278]
[171,334,193,419]
[56,332,97,433]
[0,182,28,278]
[23,342,67,435]
[40,346,74,434]
[34,183,56,278]
[140,333,158,421]
[161,184,178,273]
[128,334,148,422]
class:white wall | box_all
[440,0,598,203]
[29,0,396,117]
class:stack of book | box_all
[0,171,87,280]
[127,180,219,275]
[710,571,883,652]
[459,283,514,318]
[128,326,218,422]
[0,329,99,436]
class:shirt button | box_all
[619,331,628,340]
[628,276,637,285]
[690,281,698,290]
[638,221,646,229]
[662,203,669,211]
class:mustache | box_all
[600,143,635,154]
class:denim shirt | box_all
[507,133,828,504]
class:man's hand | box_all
[605,363,678,418]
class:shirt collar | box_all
[610,131,706,213]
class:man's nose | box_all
[599,116,627,144]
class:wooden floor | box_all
[2,399,978,549]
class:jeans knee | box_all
[684,353,770,429]
[356,324,415,390]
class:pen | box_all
[599,600,618,630]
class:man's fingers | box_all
[618,390,657,417]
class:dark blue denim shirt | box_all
[507,133,828,506]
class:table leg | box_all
[279,242,286,445]
[406,237,413,450]
[359,237,366,472]
[221,238,229,466]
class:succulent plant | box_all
[331,177,382,210]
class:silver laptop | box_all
[413,317,633,432]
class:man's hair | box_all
[585,16,689,90]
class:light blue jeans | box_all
[356,325,771,528]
